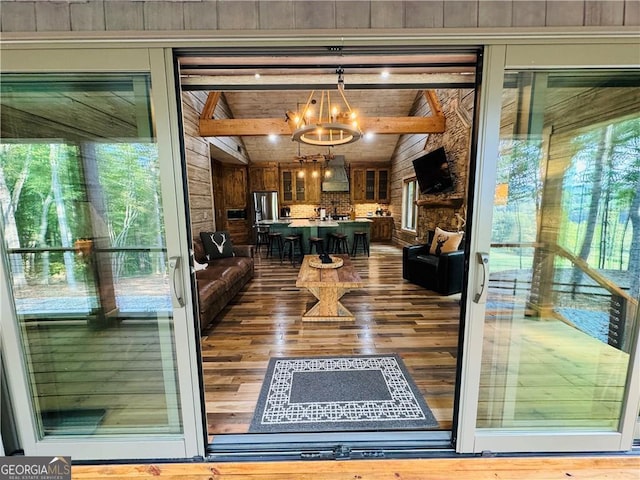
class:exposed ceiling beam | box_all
[424,90,444,117]
[360,116,445,134]
[198,89,445,137]
[200,91,221,120]
[200,118,294,136]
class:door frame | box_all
[0,47,205,460]
[456,42,640,454]
[1,33,637,460]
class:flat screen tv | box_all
[412,147,453,194]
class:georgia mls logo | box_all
[0,456,71,480]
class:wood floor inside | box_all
[202,243,461,437]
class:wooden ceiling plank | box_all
[200,91,221,120]
[200,116,445,137]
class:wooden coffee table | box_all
[296,254,363,322]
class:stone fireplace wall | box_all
[389,88,474,246]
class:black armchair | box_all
[402,230,465,295]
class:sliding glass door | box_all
[458,44,640,453]
[0,49,203,459]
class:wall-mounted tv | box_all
[412,147,454,194]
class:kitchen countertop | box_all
[288,219,339,227]
[257,218,374,226]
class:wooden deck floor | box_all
[71,455,640,479]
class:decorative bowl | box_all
[309,256,344,269]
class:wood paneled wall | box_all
[183,90,251,243]
[182,91,215,242]
[390,89,474,246]
[2,1,638,32]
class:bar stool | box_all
[281,234,302,266]
[267,232,283,259]
[326,232,336,253]
[330,232,349,254]
[351,231,369,257]
[255,226,270,256]
[308,236,324,254]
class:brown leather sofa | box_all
[193,236,254,331]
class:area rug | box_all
[41,408,106,435]
[249,355,438,433]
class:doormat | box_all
[249,355,438,433]
[41,408,106,435]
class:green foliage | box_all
[0,141,165,280]
[494,115,638,277]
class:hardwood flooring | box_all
[202,244,461,436]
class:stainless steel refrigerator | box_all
[251,191,279,224]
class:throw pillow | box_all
[200,231,235,260]
[193,260,208,272]
[429,227,463,256]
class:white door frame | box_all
[0,47,205,460]
[456,41,640,453]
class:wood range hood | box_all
[322,155,349,192]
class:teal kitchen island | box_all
[257,218,372,254]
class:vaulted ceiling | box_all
[178,50,479,165]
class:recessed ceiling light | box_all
[268,134,277,142]
[380,70,390,79]
[364,132,375,141]
[254,73,261,79]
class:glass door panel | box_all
[0,74,182,439]
[477,70,639,440]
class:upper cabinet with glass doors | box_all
[351,164,390,204]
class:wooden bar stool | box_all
[255,226,270,256]
[330,232,349,254]
[281,234,302,266]
[308,236,324,254]
[351,231,369,257]
[267,232,283,259]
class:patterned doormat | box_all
[249,355,438,433]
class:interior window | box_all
[402,178,418,232]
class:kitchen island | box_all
[257,218,372,254]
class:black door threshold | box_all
[207,431,454,462]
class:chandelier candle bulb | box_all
[291,70,362,147]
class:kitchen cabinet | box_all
[350,164,390,204]
[249,164,279,192]
[280,165,321,204]
[351,169,366,202]
[370,216,394,242]
[213,162,250,244]
[305,167,321,203]
[376,169,389,202]
[221,165,247,208]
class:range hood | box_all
[322,155,349,192]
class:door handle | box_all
[169,255,185,308]
[473,252,489,304]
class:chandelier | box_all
[290,69,362,147]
